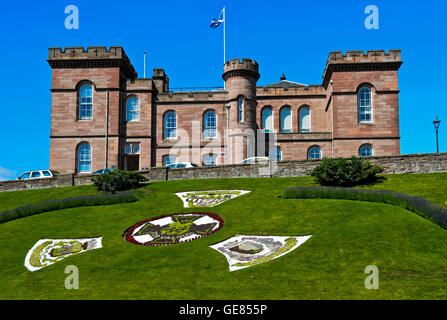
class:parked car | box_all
[17,170,60,180]
[239,157,271,165]
[92,169,116,175]
[167,162,199,169]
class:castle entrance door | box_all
[125,155,140,171]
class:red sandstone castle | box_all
[48,47,402,174]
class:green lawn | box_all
[0,173,447,299]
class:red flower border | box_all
[122,212,224,246]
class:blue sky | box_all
[0,0,446,180]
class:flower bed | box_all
[123,212,224,246]
[209,235,312,272]
[175,190,251,208]
[24,237,102,272]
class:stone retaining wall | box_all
[1,152,446,192]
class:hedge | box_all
[0,192,138,224]
[284,186,447,230]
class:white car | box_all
[239,157,271,165]
[17,170,59,180]
[167,162,199,169]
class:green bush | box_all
[0,192,138,224]
[92,170,149,193]
[310,156,383,187]
[283,186,447,230]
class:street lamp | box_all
[433,117,441,153]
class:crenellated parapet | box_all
[48,46,137,79]
[126,78,153,91]
[322,49,403,88]
[222,58,260,81]
[328,49,401,63]
[257,85,326,97]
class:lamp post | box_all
[433,117,441,153]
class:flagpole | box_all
[223,6,226,90]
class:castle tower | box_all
[222,58,260,163]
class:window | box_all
[31,171,41,178]
[308,146,322,159]
[162,155,177,166]
[262,107,273,132]
[126,96,139,122]
[238,97,244,123]
[77,143,92,173]
[358,87,372,123]
[203,154,217,166]
[125,143,140,155]
[359,144,374,157]
[79,84,93,120]
[20,172,30,179]
[269,147,282,161]
[280,107,292,133]
[42,171,51,177]
[164,111,177,139]
[204,110,217,138]
[299,107,310,133]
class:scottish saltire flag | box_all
[210,8,224,28]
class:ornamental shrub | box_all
[92,170,149,193]
[310,156,383,187]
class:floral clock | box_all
[123,212,224,246]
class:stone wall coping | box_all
[1,152,447,192]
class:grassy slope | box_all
[0,173,446,299]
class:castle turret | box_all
[222,58,260,163]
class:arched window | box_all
[126,96,139,122]
[308,146,322,159]
[299,106,310,133]
[125,142,140,155]
[203,153,218,166]
[162,154,177,166]
[238,97,244,123]
[164,111,177,139]
[204,110,217,138]
[359,144,374,157]
[79,84,93,120]
[262,107,273,132]
[77,143,91,173]
[269,147,282,161]
[280,107,292,133]
[358,87,372,123]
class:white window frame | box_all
[280,107,292,133]
[359,144,374,157]
[358,87,373,124]
[308,146,322,159]
[237,97,244,123]
[164,111,177,139]
[126,96,140,122]
[268,147,282,161]
[299,106,311,133]
[262,107,274,133]
[203,153,218,166]
[204,110,217,139]
[77,143,92,173]
[78,84,93,120]
[124,142,140,155]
